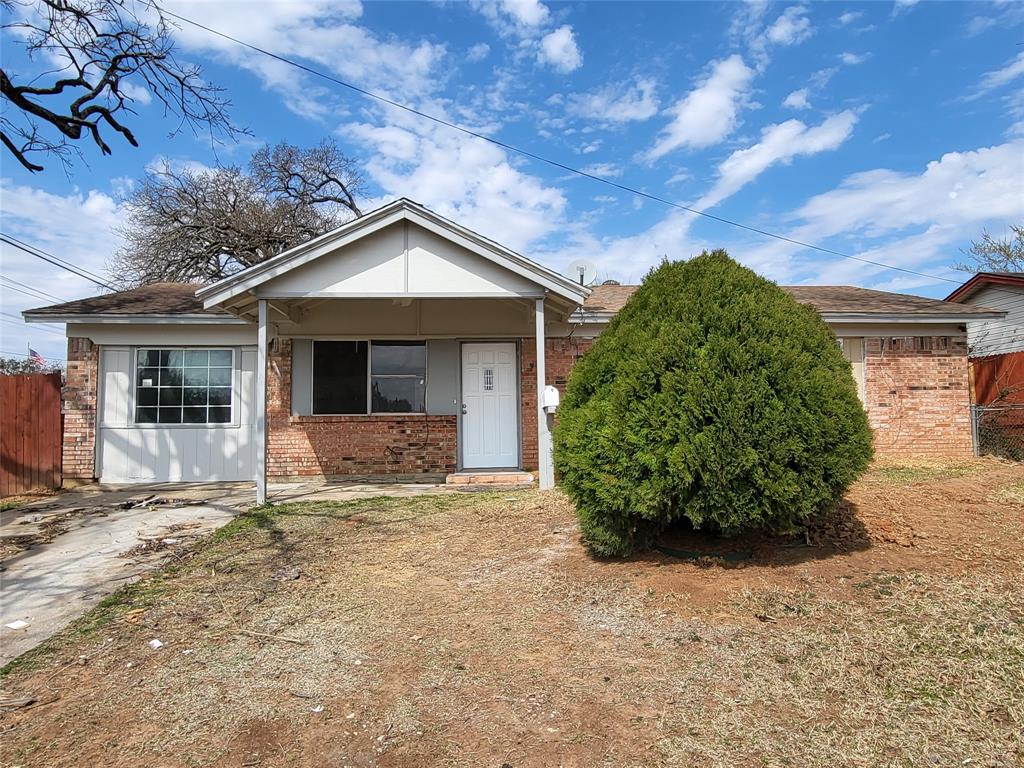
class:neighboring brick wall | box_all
[865,336,973,456]
[520,336,594,471]
[266,339,456,479]
[63,337,98,481]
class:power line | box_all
[0,275,62,303]
[0,279,59,304]
[0,233,115,291]
[0,349,67,360]
[164,8,964,287]
[1,317,65,336]
[1,232,111,286]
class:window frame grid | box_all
[132,347,236,427]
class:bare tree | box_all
[113,139,365,285]
[957,225,1024,274]
[1,0,238,172]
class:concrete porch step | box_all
[445,471,535,487]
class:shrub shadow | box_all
[619,499,872,570]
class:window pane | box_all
[137,387,158,406]
[371,342,426,375]
[159,388,182,406]
[136,407,157,423]
[208,387,231,406]
[183,407,207,424]
[137,367,159,387]
[209,367,232,387]
[184,367,208,386]
[159,350,184,367]
[209,350,232,366]
[184,350,209,366]
[372,376,425,413]
[160,367,183,387]
[138,350,161,367]
[313,341,367,414]
[158,407,182,424]
[208,406,231,424]
[184,387,207,406]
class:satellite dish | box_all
[567,259,598,287]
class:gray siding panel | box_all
[426,339,459,415]
[291,338,313,416]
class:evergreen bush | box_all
[553,251,874,556]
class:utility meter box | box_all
[542,385,560,414]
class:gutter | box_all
[22,313,250,325]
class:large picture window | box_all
[312,341,426,414]
[135,348,233,425]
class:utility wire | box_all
[1,232,111,286]
[165,8,964,287]
[0,279,60,304]
[0,233,115,291]
[1,318,65,336]
[0,275,62,303]
[0,349,67,360]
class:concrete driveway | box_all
[0,480,448,665]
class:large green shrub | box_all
[554,251,873,556]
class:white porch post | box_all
[255,299,268,505]
[535,297,554,490]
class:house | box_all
[24,199,1004,501]
[945,272,1024,405]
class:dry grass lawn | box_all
[2,457,1022,768]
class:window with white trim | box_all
[311,341,426,414]
[135,349,233,424]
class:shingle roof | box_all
[23,282,229,318]
[24,280,1001,320]
[944,272,1024,303]
[583,283,1001,317]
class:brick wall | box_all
[63,337,98,481]
[520,336,594,471]
[266,339,456,479]
[865,336,973,456]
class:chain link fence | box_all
[972,404,1024,461]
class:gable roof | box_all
[944,272,1024,303]
[195,198,591,310]
[581,283,1004,322]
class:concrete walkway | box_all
[0,480,445,665]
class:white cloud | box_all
[839,51,868,66]
[744,140,1024,286]
[119,81,152,105]
[872,132,892,143]
[579,162,622,178]
[766,6,813,46]
[783,88,811,110]
[695,111,859,210]
[966,16,998,36]
[538,25,582,73]
[837,11,863,26]
[646,55,754,160]
[344,113,566,253]
[0,179,125,361]
[892,0,920,16]
[165,0,446,116]
[467,42,491,62]
[471,0,551,36]
[965,52,1024,101]
[567,78,658,123]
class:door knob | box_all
[461,403,468,414]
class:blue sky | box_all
[2,0,1023,362]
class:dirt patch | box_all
[1,459,1022,767]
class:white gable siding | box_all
[255,221,540,298]
[961,284,1024,358]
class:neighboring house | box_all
[24,199,1003,501]
[945,272,1024,405]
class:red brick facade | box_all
[60,332,973,485]
[865,336,973,456]
[520,336,595,471]
[63,337,98,480]
[266,339,457,479]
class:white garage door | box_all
[96,346,257,482]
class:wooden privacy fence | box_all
[0,373,62,496]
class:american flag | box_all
[28,347,45,367]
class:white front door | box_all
[461,342,519,469]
